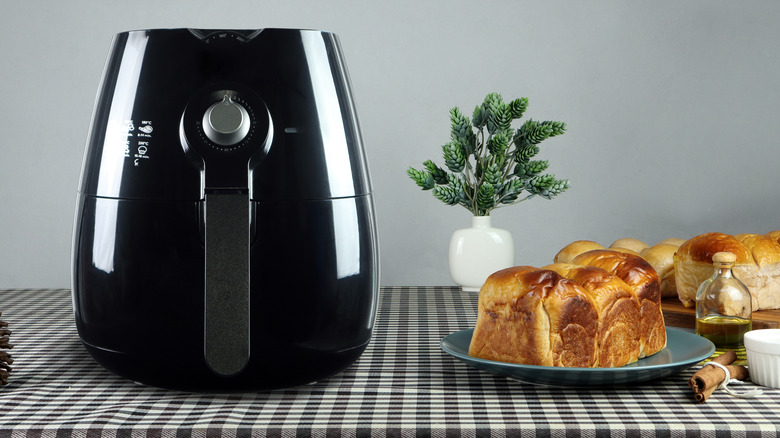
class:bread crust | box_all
[544,263,641,367]
[571,250,666,357]
[765,230,780,245]
[468,266,599,367]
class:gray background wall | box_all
[1,1,779,288]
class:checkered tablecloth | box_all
[0,287,779,437]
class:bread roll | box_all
[674,233,756,309]
[544,263,641,367]
[610,238,650,254]
[658,238,686,247]
[554,240,604,263]
[640,244,678,298]
[571,250,666,358]
[468,266,599,367]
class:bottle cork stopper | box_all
[712,251,737,265]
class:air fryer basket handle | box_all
[204,192,250,375]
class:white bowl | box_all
[744,329,780,388]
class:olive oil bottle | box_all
[695,252,752,365]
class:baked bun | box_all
[658,238,686,247]
[571,250,666,357]
[544,263,641,367]
[640,244,679,298]
[610,238,650,254]
[468,266,599,367]
[674,232,756,308]
[554,240,604,263]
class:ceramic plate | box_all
[440,327,715,386]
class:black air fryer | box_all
[72,28,379,390]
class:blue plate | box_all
[441,327,715,386]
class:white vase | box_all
[449,215,515,292]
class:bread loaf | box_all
[468,266,599,367]
[674,232,780,310]
[544,263,642,367]
[468,250,666,368]
[570,250,667,358]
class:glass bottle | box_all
[695,251,752,365]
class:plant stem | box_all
[500,142,517,181]
[472,128,487,216]
[461,150,476,215]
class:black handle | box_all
[204,192,250,375]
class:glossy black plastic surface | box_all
[79,28,371,200]
[73,28,379,390]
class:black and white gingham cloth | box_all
[0,287,779,437]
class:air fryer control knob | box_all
[202,95,251,146]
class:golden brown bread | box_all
[672,232,780,310]
[544,263,641,367]
[468,266,599,367]
[735,234,780,267]
[558,232,780,310]
[766,230,780,245]
[554,240,604,263]
[556,238,685,298]
[570,250,667,358]
[640,244,679,298]
[468,256,663,368]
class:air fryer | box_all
[72,28,379,390]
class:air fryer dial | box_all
[180,87,271,156]
[202,96,251,146]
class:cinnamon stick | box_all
[688,351,749,403]
[0,336,12,349]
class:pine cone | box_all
[0,313,13,385]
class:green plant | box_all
[407,92,571,216]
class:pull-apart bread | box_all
[570,250,667,358]
[468,266,600,367]
[544,263,641,367]
[468,250,665,368]
[674,232,780,311]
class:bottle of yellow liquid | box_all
[695,251,752,365]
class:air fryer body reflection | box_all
[72,29,379,390]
